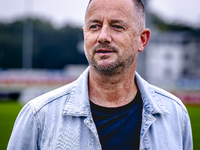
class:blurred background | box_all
[0,0,199,149]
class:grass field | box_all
[0,101,199,150]
[0,101,23,150]
[187,106,200,150]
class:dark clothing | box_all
[90,90,143,150]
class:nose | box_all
[98,25,111,44]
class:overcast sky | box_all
[0,0,199,28]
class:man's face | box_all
[84,0,142,75]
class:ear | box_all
[138,29,150,52]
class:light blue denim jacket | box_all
[7,67,193,150]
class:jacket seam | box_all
[182,110,187,138]
[29,90,71,114]
[28,103,42,150]
[153,88,187,113]
[35,112,42,150]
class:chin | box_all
[92,61,125,76]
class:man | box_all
[7,0,192,149]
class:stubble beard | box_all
[87,43,137,76]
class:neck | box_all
[88,66,138,108]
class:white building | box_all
[143,31,200,90]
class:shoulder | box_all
[135,72,187,113]
[27,81,75,115]
[26,67,90,115]
[150,84,187,112]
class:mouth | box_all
[95,49,116,53]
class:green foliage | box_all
[151,13,200,33]
[0,21,23,68]
[0,18,87,69]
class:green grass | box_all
[187,106,200,150]
[0,101,199,150]
[0,101,23,150]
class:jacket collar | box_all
[135,72,170,115]
[62,67,169,116]
[62,67,91,117]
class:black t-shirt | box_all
[90,90,143,150]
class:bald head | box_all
[87,0,144,12]
[86,0,145,32]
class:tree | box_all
[0,18,87,69]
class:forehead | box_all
[85,0,135,21]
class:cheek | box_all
[125,32,139,48]
[84,32,98,50]
[84,34,96,59]
[117,34,139,57]
[116,34,133,51]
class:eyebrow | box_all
[86,19,101,26]
[86,19,128,28]
[110,20,128,27]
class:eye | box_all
[90,24,101,30]
[112,25,125,31]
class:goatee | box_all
[88,43,136,76]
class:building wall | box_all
[146,41,183,83]
[144,32,200,90]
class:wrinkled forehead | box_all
[87,0,134,9]
[85,0,135,20]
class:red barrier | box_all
[171,91,200,105]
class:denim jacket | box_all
[7,67,193,150]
